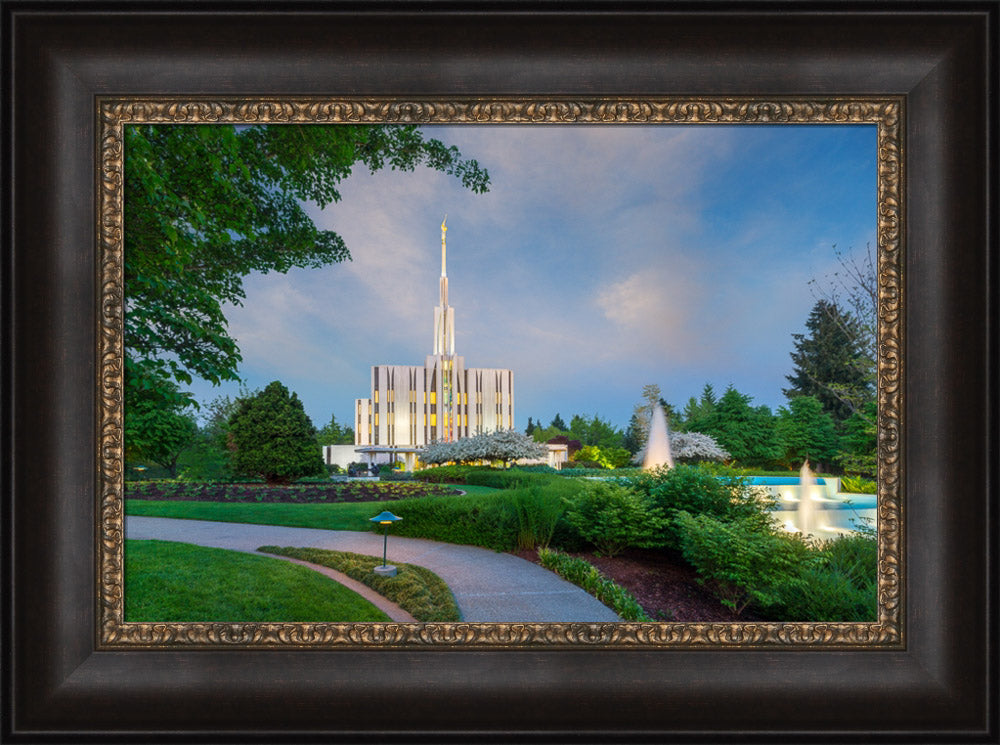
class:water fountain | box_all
[642,404,675,470]
[796,460,817,538]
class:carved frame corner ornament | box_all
[97,97,903,649]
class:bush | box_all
[563,481,666,557]
[770,564,876,622]
[840,475,877,494]
[765,532,877,622]
[379,469,414,482]
[630,465,773,547]
[510,464,559,474]
[673,511,812,615]
[386,492,518,551]
[511,486,565,551]
[382,478,582,553]
[537,548,651,621]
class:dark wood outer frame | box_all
[3,3,996,742]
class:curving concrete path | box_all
[125,516,620,623]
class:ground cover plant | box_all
[258,546,460,622]
[537,548,651,621]
[124,539,391,622]
[126,480,461,503]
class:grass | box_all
[124,539,391,622]
[448,484,500,496]
[258,546,461,622]
[127,499,383,531]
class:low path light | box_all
[370,510,403,577]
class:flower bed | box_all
[125,481,461,503]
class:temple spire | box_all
[440,215,448,278]
[433,216,455,356]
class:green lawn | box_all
[124,539,391,622]
[126,499,382,531]
[125,483,501,531]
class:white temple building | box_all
[346,218,514,471]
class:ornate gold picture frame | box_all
[99,96,903,649]
[7,5,994,741]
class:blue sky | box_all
[186,124,877,432]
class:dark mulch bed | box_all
[515,547,763,622]
[125,482,461,504]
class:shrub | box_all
[510,464,559,474]
[765,531,877,622]
[563,481,666,557]
[630,464,773,547]
[511,486,565,550]
[770,564,876,622]
[379,469,414,482]
[387,492,518,551]
[537,548,651,621]
[673,511,812,615]
[840,475,877,494]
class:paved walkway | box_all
[125,516,620,622]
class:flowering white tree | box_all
[669,431,730,462]
[632,431,730,465]
[419,429,547,466]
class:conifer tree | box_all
[784,300,873,425]
[228,381,324,484]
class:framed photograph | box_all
[4,2,996,742]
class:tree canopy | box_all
[124,124,489,410]
[123,377,198,477]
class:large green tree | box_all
[123,378,198,477]
[691,385,783,467]
[775,395,840,469]
[784,299,873,425]
[568,413,624,449]
[227,381,325,484]
[124,124,489,410]
[317,413,355,446]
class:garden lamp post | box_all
[370,510,402,577]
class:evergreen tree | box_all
[696,385,783,467]
[838,401,877,477]
[569,413,624,449]
[622,413,645,455]
[549,413,568,431]
[784,300,873,425]
[680,383,718,433]
[317,413,355,445]
[228,381,325,484]
[775,395,840,468]
[525,417,536,436]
